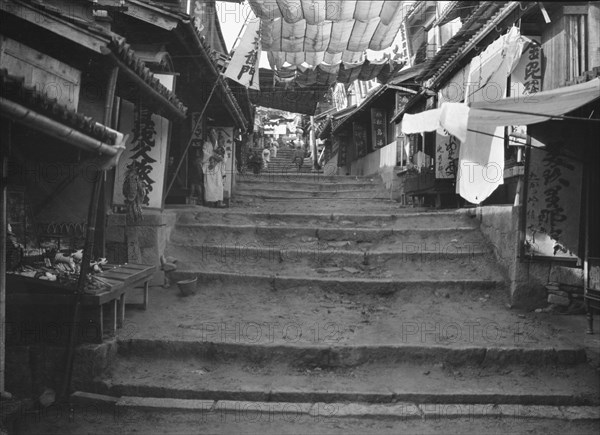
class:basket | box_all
[177,277,198,296]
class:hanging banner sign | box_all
[371,108,387,150]
[435,133,458,179]
[224,12,261,90]
[509,40,543,147]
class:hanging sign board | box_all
[223,11,261,90]
[435,133,458,179]
[371,108,387,150]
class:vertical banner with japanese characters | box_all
[113,101,170,209]
[371,108,387,150]
[224,11,260,90]
[509,41,542,147]
[435,133,458,179]
[525,146,582,258]
[353,122,368,158]
[113,74,174,209]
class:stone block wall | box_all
[105,209,177,286]
[474,205,584,311]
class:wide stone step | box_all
[170,225,488,249]
[234,188,386,200]
[235,173,375,183]
[169,270,503,294]
[95,354,599,406]
[165,241,502,280]
[236,180,379,191]
[111,281,590,350]
[235,190,389,203]
[174,210,479,231]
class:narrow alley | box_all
[1,1,599,434]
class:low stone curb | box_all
[115,339,588,368]
[106,397,600,421]
[169,270,504,294]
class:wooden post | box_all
[0,119,11,395]
[310,116,317,169]
[0,151,7,394]
[60,166,104,398]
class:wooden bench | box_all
[6,263,155,343]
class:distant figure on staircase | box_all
[270,140,278,158]
[292,144,305,172]
[262,146,271,170]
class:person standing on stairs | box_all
[270,140,278,158]
[262,145,271,170]
[202,128,227,208]
[292,143,305,172]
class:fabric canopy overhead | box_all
[248,0,407,99]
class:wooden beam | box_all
[120,0,181,30]
[0,0,109,53]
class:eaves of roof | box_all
[331,86,391,133]
[1,68,118,145]
[424,1,536,89]
[2,0,187,118]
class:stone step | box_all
[111,398,600,423]
[236,180,380,191]
[169,225,488,248]
[234,193,391,202]
[28,395,600,433]
[169,270,503,294]
[233,188,389,200]
[94,352,596,406]
[167,244,493,273]
[235,173,375,183]
[111,281,591,352]
[174,209,479,230]
[165,241,503,281]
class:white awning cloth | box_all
[402,78,600,142]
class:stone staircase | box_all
[77,172,600,428]
[261,146,317,174]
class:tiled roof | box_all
[423,1,527,88]
[8,0,187,116]
[108,36,187,114]
[0,68,118,144]
[417,1,506,82]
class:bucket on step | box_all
[177,277,198,296]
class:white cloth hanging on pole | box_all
[457,26,524,204]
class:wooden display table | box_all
[7,263,155,343]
